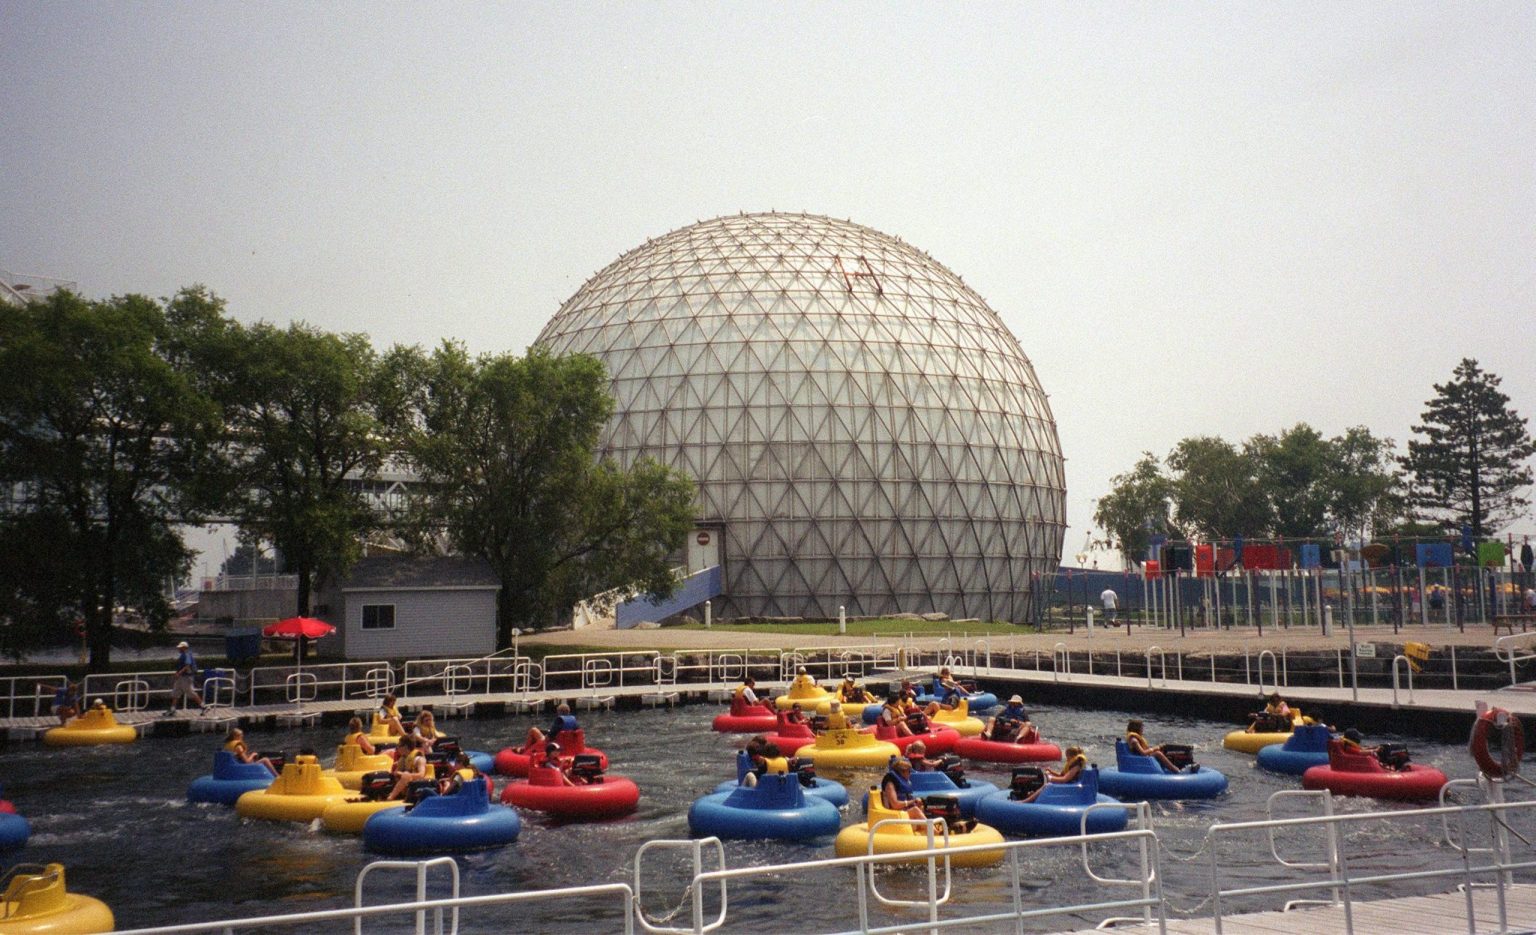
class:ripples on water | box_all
[1,700,1525,932]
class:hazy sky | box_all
[4,3,1534,572]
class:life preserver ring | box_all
[1470,707,1525,779]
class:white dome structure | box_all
[535,212,1065,622]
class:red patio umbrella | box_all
[263,616,336,640]
[263,617,336,713]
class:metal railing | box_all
[0,676,66,719]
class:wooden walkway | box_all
[1056,883,1536,933]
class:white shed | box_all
[322,556,500,660]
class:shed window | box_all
[361,604,396,630]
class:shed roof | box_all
[340,555,500,592]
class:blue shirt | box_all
[176,650,197,677]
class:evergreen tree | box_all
[1401,358,1534,539]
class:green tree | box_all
[222,322,388,617]
[1166,436,1271,539]
[391,344,695,643]
[1249,424,1333,539]
[1401,359,1534,539]
[1327,426,1402,541]
[0,289,226,667]
[1092,453,1176,565]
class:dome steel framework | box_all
[535,212,1065,622]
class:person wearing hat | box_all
[1339,727,1378,756]
[165,640,205,716]
[986,695,1030,743]
[836,673,874,705]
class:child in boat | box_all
[344,716,378,755]
[1246,693,1292,733]
[932,667,970,709]
[837,674,874,704]
[385,735,430,800]
[1125,719,1181,773]
[742,737,788,787]
[1021,746,1088,803]
[375,694,407,737]
[412,709,441,754]
[879,693,915,737]
[224,727,278,776]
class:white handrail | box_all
[1146,645,1167,688]
[1391,654,1415,707]
[1256,650,1278,696]
[1052,642,1069,682]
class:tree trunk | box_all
[496,587,515,650]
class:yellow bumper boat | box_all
[835,796,1005,868]
[235,754,350,821]
[42,704,136,747]
[797,728,900,769]
[774,672,833,712]
[931,699,985,738]
[320,797,405,833]
[1222,710,1314,754]
[0,863,113,934]
[326,743,395,790]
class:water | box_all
[1,701,1523,932]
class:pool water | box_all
[0,700,1521,932]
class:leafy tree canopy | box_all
[0,289,225,667]
[388,344,696,642]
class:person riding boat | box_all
[1126,719,1181,773]
[880,756,926,821]
[524,702,578,751]
[733,676,765,712]
[782,703,809,728]
[907,741,933,770]
[985,695,1029,742]
[837,674,874,704]
[385,735,430,800]
[880,693,915,737]
[1020,746,1088,803]
[344,716,378,755]
[932,667,970,709]
[412,709,442,754]
[789,667,818,693]
[1247,693,1292,733]
[375,694,406,737]
[742,737,789,787]
[438,751,482,796]
[903,689,940,724]
[225,727,278,776]
[824,701,853,731]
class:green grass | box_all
[668,618,1029,638]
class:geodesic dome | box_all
[534,212,1065,622]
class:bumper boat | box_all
[759,715,819,757]
[320,797,405,833]
[1256,724,1333,776]
[326,743,396,790]
[914,690,999,713]
[712,750,850,807]
[712,699,779,734]
[364,778,520,854]
[0,864,113,934]
[0,813,29,853]
[1301,741,1448,801]
[690,773,842,841]
[187,751,277,805]
[1222,710,1313,754]
[493,729,607,778]
[835,793,1006,867]
[952,734,1062,764]
[974,768,1128,837]
[796,728,901,769]
[1097,741,1228,800]
[930,699,985,738]
[859,757,999,819]
[774,676,833,712]
[235,754,351,821]
[501,755,640,819]
[42,705,136,747]
[873,722,960,755]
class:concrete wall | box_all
[196,587,297,626]
[339,588,497,659]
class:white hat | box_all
[1009,695,1024,704]
[176,641,189,649]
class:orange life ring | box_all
[1470,707,1525,779]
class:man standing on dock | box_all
[165,641,205,716]
[1101,587,1119,624]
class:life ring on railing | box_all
[1470,707,1525,779]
